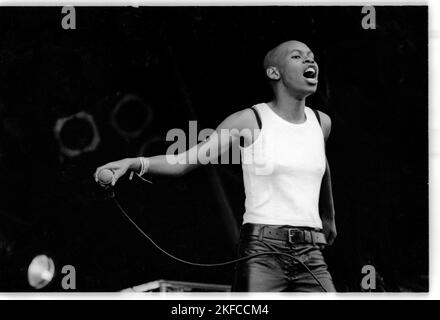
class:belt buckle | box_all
[288,229,301,244]
[306,231,314,245]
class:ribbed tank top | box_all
[240,103,326,229]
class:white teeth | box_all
[304,67,316,76]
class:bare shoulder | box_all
[316,110,332,141]
[216,107,259,132]
[214,107,260,145]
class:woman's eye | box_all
[292,55,301,59]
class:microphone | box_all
[96,169,115,198]
[97,168,114,186]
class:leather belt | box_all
[241,223,327,245]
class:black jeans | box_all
[232,223,336,292]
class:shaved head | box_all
[262,40,318,96]
[263,40,308,70]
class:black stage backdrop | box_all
[0,6,428,292]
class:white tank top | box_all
[240,103,326,229]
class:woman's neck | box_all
[269,93,307,123]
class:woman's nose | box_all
[304,57,315,64]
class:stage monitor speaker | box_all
[121,279,231,292]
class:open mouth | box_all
[303,66,318,84]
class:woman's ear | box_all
[266,66,280,81]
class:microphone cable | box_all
[110,191,328,292]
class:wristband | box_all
[139,157,150,176]
[129,157,150,181]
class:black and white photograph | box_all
[0,4,429,296]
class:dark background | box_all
[0,6,428,292]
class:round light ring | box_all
[54,111,100,158]
[111,94,153,140]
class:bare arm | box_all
[318,111,337,245]
[95,108,258,184]
[320,159,336,220]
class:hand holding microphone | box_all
[94,158,133,187]
[94,157,150,187]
